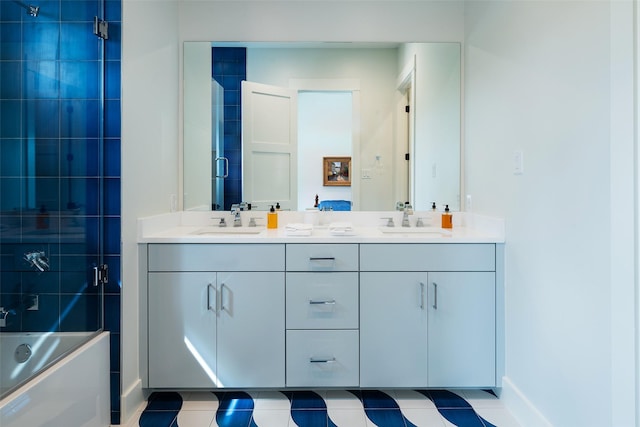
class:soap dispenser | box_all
[441,204,453,229]
[267,205,278,229]
[429,201,437,224]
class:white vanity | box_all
[138,211,504,390]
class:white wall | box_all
[178,1,464,43]
[464,1,636,426]
[399,43,461,211]
[183,42,213,211]
[121,0,180,422]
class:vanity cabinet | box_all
[360,244,496,388]
[285,244,360,387]
[147,244,285,388]
[143,240,500,390]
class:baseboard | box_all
[119,378,145,426]
[498,376,553,427]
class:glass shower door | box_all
[212,78,225,210]
[0,0,107,398]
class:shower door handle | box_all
[215,157,229,178]
[93,264,108,287]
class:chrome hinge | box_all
[93,264,109,287]
[93,17,109,40]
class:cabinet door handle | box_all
[220,283,227,312]
[309,357,336,364]
[432,282,438,310]
[420,282,425,310]
[309,299,336,305]
[207,284,217,312]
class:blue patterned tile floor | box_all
[127,389,520,427]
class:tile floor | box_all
[127,389,520,427]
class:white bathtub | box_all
[0,332,110,427]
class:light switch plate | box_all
[513,150,524,175]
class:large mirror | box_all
[183,42,460,212]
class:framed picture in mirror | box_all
[323,156,351,186]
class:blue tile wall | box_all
[0,0,122,423]
[212,47,246,210]
[104,1,122,423]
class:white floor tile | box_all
[251,409,295,427]
[460,389,504,408]
[176,410,216,427]
[442,416,458,427]
[251,390,291,410]
[180,391,219,411]
[328,408,368,427]
[474,407,522,427]
[325,390,364,410]
[393,389,437,409]
[401,408,447,427]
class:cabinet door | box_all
[428,272,495,387]
[217,272,285,387]
[148,272,218,388]
[360,272,428,387]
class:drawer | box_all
[286,273,358,329]
[286,330,359,387]
[286,244,358,271]
[148,244,285,271]
[360,244,495,272]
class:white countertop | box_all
[138,211,505,244]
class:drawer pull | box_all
[309,257,336,261]
[309,357,336,364]
[309,299,336,305]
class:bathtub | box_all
[0,331,110,427]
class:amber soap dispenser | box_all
[267,205,278,229]
[441,204,453,229]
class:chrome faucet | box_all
[381,217,395,227]
[24,250,49,272]
[401,203,413,227]
[230,204,242,227]
[212,217,227,227]
[0,307,14,328]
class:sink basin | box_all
[379,226,451,235]
[192,226,265,235]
